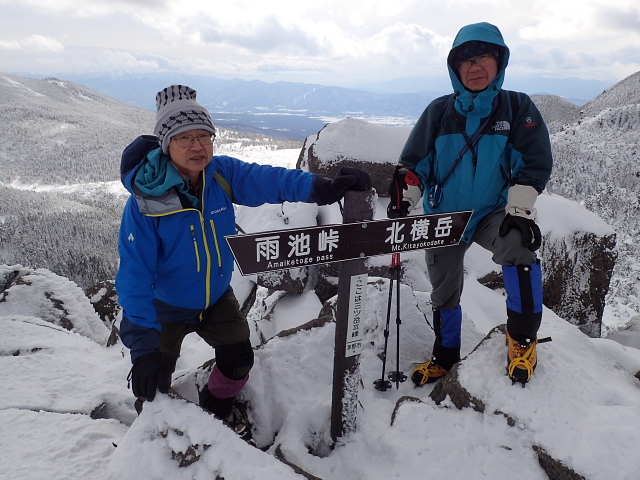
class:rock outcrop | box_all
[0,264,111,345]
[536,193,617,337]
[541,231,616,337]
[424,321,640,480]
[297,118,412,196]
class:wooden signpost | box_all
[329,190,374,443]
[225,197,472,443]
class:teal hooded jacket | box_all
[399,22,553,242]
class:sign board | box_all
[225,210,472,275]
[345,274,367,357]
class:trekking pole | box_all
[387,253,407,389]
[373,258,395,392]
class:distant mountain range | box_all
[50,73,437,141]
[0,73,300,185]
[52,72,437,115]
[29,72,612,141]
[353,75,612,106]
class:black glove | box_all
[130,352,170,401]
[387,165,421,218]
[498,214,542,251]
[313,167,372,205]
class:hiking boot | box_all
[411,358,449,386]
[507,332,537,386]
[199,386,254,444]
[220,405,254,444]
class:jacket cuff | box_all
[309,174,336,206]
[506,184,539,219]
[119,316,161,363]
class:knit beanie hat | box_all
[154,84,217,154]
[449,40,501,69]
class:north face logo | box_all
[493,121,510,132]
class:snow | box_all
[536,192,615,240]
[0,409,126,479]
[2,149,640,480]
[218,146,301,170]
[0,268,111,346]
[309,118,412,165]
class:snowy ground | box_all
[2,147,640,480]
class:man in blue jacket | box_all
[388,23,552,386]
[117,84,371,440]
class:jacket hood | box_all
[120,135,162,193]
[447,22,510,99]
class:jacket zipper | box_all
[190,225,201,272]
[209,219,223,268]
[198,213,212,309]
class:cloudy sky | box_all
[1,0,639,88]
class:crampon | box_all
[507,333,552,387]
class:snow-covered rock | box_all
[0,264,111,345]
[429,313,640,480]
[537,194,617,337]
[297,117,412,196]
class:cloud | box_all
[509,41,640,83]
[0,0,170,16]
[0,0,636,85]
[148,9,449,66]
[367,23,448,57]
[597,6,640,33]
[0,35,64,52]
[95,49,163,70]
[255,59,335,74]
[198,16,322,55]
[109,0,169,6]
[616,45,640,64]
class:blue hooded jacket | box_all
[399,22,553,242]
[116,135,317,361]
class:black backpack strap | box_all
[435,94,455,134]
[505,91,523,121]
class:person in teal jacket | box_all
[117,84,371,440]
[388,23,552,386]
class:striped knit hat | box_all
[154,84,217,154]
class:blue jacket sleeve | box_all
[115,196,162,361]
[215,156,316,206]
[119,316,161,363]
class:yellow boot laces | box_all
[412,359,448,386]
[507,338,537,383]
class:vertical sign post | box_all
[330,189,375,443]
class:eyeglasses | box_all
[172,133,215,148]
[456,53,495,70]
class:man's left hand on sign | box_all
[312,167,372,205]
[131,352,170,401]
[387,165,422,218]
